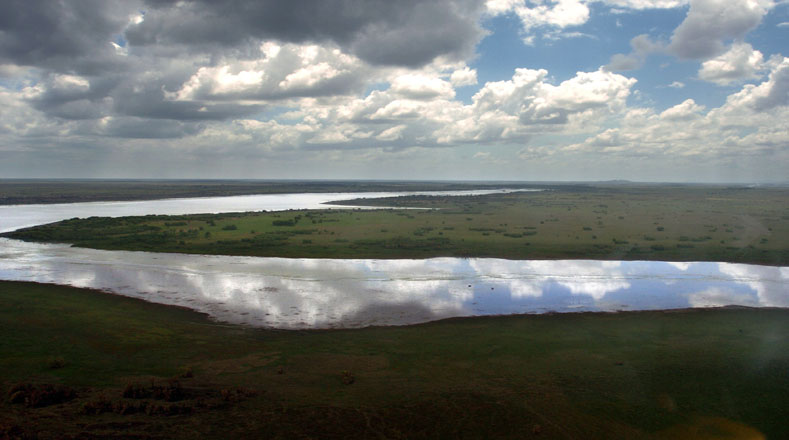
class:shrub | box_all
[7,383,76,408]
[222,224,238,231]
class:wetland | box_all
[1,181,787,438]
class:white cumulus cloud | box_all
[699,42,766,85]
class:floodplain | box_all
[1,181,787,439]
[7,184,788,265]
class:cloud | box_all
[603,0,687,8]
[667,0,774,60]
[96,117,204,139]
[436,67,636,143]
[450,67,479,86]
[511,0,591,31]
[389,74,456,100]
[487,0,689,43]
[699,42,766,85]
[0,0,139,74]
[720,56,789,111]
[566,59,789,162]
[172,43,369,101]
[0,0,785,180]
[604,34,664,71]
[126,0,487,68]
[659,98,705,120]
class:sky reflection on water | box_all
[1,238,786,329]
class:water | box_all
[0,238,786,328]
[0,189,532,233]
[0,190,786,329]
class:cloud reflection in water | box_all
[0,238,786,329]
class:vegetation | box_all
[1,280,787,438]
[6,184,788,265]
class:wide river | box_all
[1,190,787,329]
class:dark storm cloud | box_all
[112,84,265,121]
[126,0,486,67]
[0,0,137,73]
[2,0,487,128]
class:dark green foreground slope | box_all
[1,281,787,439]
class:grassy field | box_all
[7,184,788,265]
[1,280,787,439]
[0,179,538,205]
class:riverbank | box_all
[1,280,787,438]
[6,185,787,265]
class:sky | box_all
[0,0,787,182]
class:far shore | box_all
[4,184,787,266]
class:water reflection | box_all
[1,238,786,329]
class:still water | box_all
[1,239,786,328]
[0,190,786,329]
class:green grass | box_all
[1,281,788,438]
[7,184,788,265]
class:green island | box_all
[2,281,787,438]
[6,184,788,265]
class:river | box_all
[1,190,786,328]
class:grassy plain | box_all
[7,184,788,265]
[2,280,787,439]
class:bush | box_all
[7,383,76,408]
[272,219,295,227]
[222,224,238,231]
